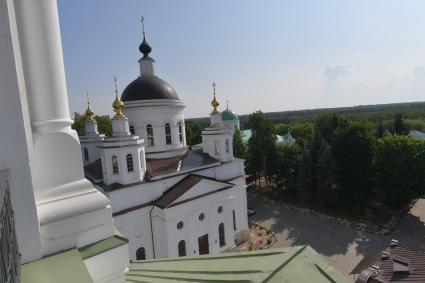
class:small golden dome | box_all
[85,94,95,122]
[113,77,126,119]
[211,82,220,114]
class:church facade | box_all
[81,29,249,261]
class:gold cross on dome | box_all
[141,16,145,37]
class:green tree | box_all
[232,128,246,158]
[376,121,385,138]
[297,148,315,201]
[316,141,339,206]
[72,112,112,136]
[246,111,277,188]
[331,122,375,203]
[72,112,85,136]
[95,115,112,136]
[392,112,408,135]
[274,144,300,195]
[315,113,347,143]
[374,135,425,208]
[185,120,202,146]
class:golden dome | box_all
[211,82,220,114]
[84,94,95,122]
[113,77,126,119]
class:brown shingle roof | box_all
[353,242,425,283]
[83,149,220,191]
[84,159,103,182]
[146,149,219,178]
[155,174,233,209]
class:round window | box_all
[198,213,205,221]
[218,206,223,213]
[177,221,184,230]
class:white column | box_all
[13,0,115,257]
[14,0,72,134]
[0,0,42,262]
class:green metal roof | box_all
[21,249,93,283]
[21,228,128,282]
[222,109,239,121]
[408,130,425,141]
[79,227,128,259]
[126,245,350,283]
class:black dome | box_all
[121,76,180,102]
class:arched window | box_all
[84,148,89,162]
[165,123,172,145]
[112,155,119,174]
[225,139,230,153]
[219,223,225,247]
[214,140,220,155]
[129,125,135,135]
[136,247,146,260]
[146,124,154,147]
[178,240,186,257]
[126,154,134,172]
[178,121,183,142]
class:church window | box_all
[225,139,229,153]
[136,247,146,260]
[129,125,135,135]
[177,221,184,230]
[178,121,183,142]
[126,154,134,172]
[165,123,172,145]
[198,213,205,221]
[178,240,186,257]
[112,155,119,174]
[219,223,225,247]
[214,140,220,155]
[232,210,237,231]
[217,206,223,214]
[84,148,89,162]
[146,124,154,146]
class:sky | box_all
[58,0,425,118]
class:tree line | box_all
[234,111,425,210]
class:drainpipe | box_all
[149,204,156,258]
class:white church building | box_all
[80,28,249,261]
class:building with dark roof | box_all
[79,24,250,262]
[351,240,425,283]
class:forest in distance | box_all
[189,101,425,131]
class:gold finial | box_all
[85,93,95,122]
[112,76,125,119]
[141,16,146,37]
[211,82,220,114]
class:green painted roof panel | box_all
[21,249,93,283]
[126,246,350,283]
[79,227,129,259]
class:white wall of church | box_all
[113,206,154,260]
[124,101,186,155]
[100,146,145,185]
[156,186,241,258]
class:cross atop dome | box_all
[139,16,152,58]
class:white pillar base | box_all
[37,180,113,256]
